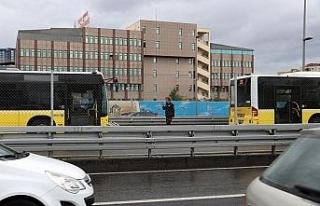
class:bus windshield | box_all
[237,78,251,107]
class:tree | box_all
[169,88,183,101]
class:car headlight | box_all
[46,171,86,194]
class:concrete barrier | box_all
[68,154,278,173]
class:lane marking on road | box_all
[93,194,245,205]
[89,165,267,176]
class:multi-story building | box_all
[127,20,199,100]
[0,48,15,65]
[278,63,320,74]
[211,43,254,100]
[15,20,254,101]
[305,63,320,71]
[16,28,143,100]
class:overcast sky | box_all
[1,0,319,74]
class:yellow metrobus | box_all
[0,70,109,126]
[229,72,320,125]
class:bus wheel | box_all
[309,117,320,123]
[28,118,51,126]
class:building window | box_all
[175,58,179,64]
[156,27,160,34]
[153,70,157,78]
[175,71,179,78]
[153,84,157,92]
[179,28,183,36]
[192,30,195,36]
[133,38,137,46]
[118,53,123,61]
[175,85,179,91]
[153,57,157,63]
[89,36,94,44]
[142,26,146,33]
[189,58,193,65]
[188,71,192,78]
[155,41,160,48]
[100,37,104,44]
[20,49,24,57]
[25,49,30,57]
[179,42,182,50]
[191,43,195,50]
[31,49,35,57]
[212,73,219,79]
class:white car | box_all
[246,128,320,206]
[0,143,94,206]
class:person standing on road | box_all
[162,96,175,125]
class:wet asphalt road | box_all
[90,166,266,205]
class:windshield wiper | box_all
[18,151,30,157]
[295,184,320,197]
[0,151,29,160]
[0,154,18,159]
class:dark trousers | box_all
[166,116,173,125]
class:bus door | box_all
[67,86,97,126]
[275,86,301,124]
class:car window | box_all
[261,137,320,202]
[0,144,17,156]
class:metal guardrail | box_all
[109,116,228,126]
[0,124,319,159]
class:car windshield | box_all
[261,136,320,201]
[0,143,28,160]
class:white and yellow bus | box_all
[229,72,320,125]
[0,70,109,126]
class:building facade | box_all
[127,20,198,100]
[15,20,254,101]
[211,43,254,100]
[16,28,143,100]
[0,48,15,65]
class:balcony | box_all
[197,66,210,77]
[197,39,209,51]
[197,54,210,65]
[197,80,210,92]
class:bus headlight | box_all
[46,171,86,194]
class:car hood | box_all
[7,153,86,179]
